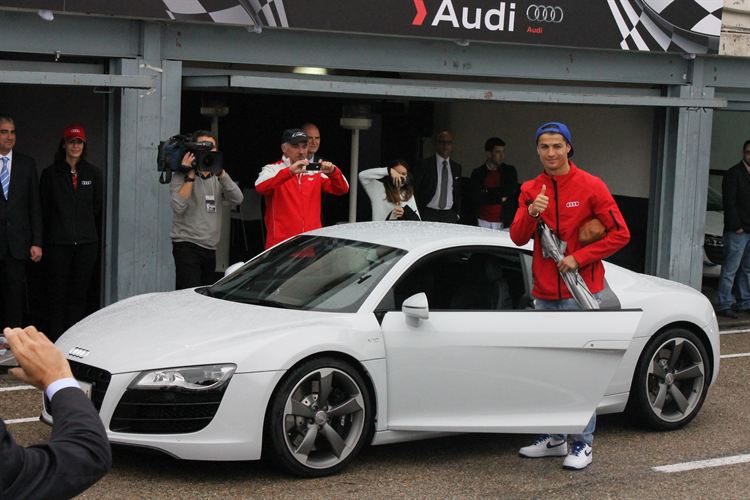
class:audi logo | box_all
[526,5,564,23]
[69,347,90,359]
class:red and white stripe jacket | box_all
[510,162,630,301]
[255,156,349,248]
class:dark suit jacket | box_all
[467,163,520,227]
[0,151,43,259]
[722,161,750,232]
[414,155,463,213]
[0,386,112,499]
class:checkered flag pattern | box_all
[606,0,721,53]
[162,0,289,27]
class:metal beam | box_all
[164,24,692,86]
[0,70,154,88]
[106,27,181,304]
[182,71,726,108]
[703,55,750,89]
[650,60,713,289]
[0,10,140,58]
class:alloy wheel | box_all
[645,337,706,423]
[282,367,366,470]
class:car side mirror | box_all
[402,293,429,320]
[224,261,245,277]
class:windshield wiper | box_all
[237,297,295,309]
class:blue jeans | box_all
[718,231,750,312]
[534,293,602,446]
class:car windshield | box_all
[205,235,406,312]
[707,173,723,212]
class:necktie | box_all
[0,157,9,200]
[438,159,449,209]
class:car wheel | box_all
[265,357,373,477]
[630,328,710,430]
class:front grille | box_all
[110,387,227,434]
[704,235,724,265]
[44,360,112,416]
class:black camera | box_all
[0,336,18,372]
[306,162,322,171]
[157,134,224,184]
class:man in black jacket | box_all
[717,139,750,318]
[1,325,111,498]
[414,131,463,223]
[0,116,43,328]
[467,137,519,230]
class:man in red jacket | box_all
[256,129,349,248]
[510,122,630,470]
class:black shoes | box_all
[717,309,739,319]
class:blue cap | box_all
[535,122,574,157]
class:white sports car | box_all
[46,222,720,477]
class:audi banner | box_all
[1,0,722,54]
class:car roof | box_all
[305,221,533,252]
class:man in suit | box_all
[415,130,463,223]
[0,116,43,328]
[467,137,519,230]
[1,325,112,498]
[303,123,322,163]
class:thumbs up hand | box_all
[528,184,549,218]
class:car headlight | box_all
[130,364,236,391]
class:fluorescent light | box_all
[293,67,328,76]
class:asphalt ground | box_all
[2,331,750,499]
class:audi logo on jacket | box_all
[255,156,349,249]
[510,162,630,301]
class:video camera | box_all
[157,134,224,184]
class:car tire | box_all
[629,328,710,431]
[265,357,374,477]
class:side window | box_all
[379,247,530,311]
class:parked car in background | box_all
[46,222,720,477]
[704,170,725,278]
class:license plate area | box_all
[78,380,93,399]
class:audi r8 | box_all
[46,222,720,477]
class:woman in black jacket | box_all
[40,125,103,341]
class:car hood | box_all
[57,289,348,374]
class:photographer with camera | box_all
[1,326,111,499]
[170,130,243,289]
[359,159,421,221]
[255,128,349,249]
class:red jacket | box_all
[510,162,630,301]
[255,157,349,248]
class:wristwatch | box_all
[184,176,195,183]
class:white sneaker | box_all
[562,442,592,470]
[518,434,568,458]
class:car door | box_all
[378,246,643,434]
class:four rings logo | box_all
[566,201,580,208]
[69,347,90,359]
[526,4,564,23]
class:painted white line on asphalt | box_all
[720,328,750,335]
[4,417,39,425]
[0,385,35,393]
[721,352,750,359]
[653,454,750,473]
